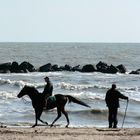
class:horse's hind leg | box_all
[50,108,61,127]
[62,108,69,128]
[38,118,48,125]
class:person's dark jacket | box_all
[42,81,53,98]
[105,88,128,108]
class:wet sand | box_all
[0,127,140,140]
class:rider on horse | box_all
[43,76,53,108]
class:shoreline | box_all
[0,127,140,140]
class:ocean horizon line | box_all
[0,41,140,44]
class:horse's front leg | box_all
[32,109,38,127]
[32,108,43,128]
[32,116,37,128]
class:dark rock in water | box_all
[0,62,11,70]
[0,62,11,73]
[96,61,109,73]
[96,61,125,74]
[0,61,36,73]
[39,63,52,72]
[58,66,64,71]
[129,69,140,74]
[96,61,108,69]
[96,61,120,74]
[10,61,21,73]
[64,64,72,71]
[82,64,96,72]
[59,64,72,71]
[136,69,140,72]
[52,64,61,71]
[72,65,82,72]
[0,60,135,74]
[129,71,140,74]
[107,65,119,74]
[19,61,35,72]
[116,64,127,73]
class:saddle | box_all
[47,96,56,103]
[44,96,56,110]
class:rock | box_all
[96,61,123,74]
[107,65,119,74]
[129,71,140,74]
[116,64,127,73]
[52,64,60,71]
[0,62,11,73]
[72,65,82,72]
[10,61,20,73]
[96,61,109,73]
[129,69,140,74]
[0,60,132,74]
[59,65,72,71]
[19,61,35,72]
[136,69,140,72]
[59,66,65,71]
[39,63,52,72]
[82,64,96,72]
[64,64,72,71]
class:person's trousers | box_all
[108,108,118,128]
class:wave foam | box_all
[57,82,109,91]
[0,91,17,100]
[57,82,140,92]
[0,78,43,89]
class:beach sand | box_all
[0,127,140,140]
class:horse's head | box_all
[17,85,33,98]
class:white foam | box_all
[57,82,109,91]
[0,91,17,99]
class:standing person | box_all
[43,76,53,108]
[105,84,128,128]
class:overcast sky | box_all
[0,0,140,42]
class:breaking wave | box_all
[57,82,140,92]
[0,77,45,89]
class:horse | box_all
[17,85,90,128]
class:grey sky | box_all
[0,0,140,42]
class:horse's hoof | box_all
[32,125,36,128]
[65,125,69,128]
[50,124,53,128]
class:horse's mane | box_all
[24,85,39,94]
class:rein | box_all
[21,97,31,104]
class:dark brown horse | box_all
[17,85,90,128]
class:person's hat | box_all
[44,76,49,80]
[112,84,116,89]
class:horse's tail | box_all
[65,95,90,108]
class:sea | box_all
[0,42,140,128]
